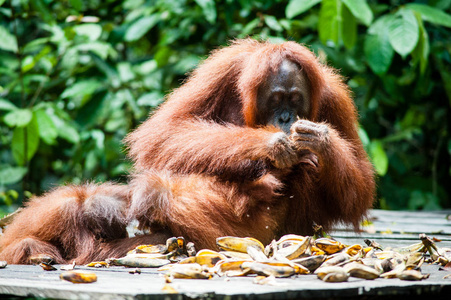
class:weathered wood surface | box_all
[0,209,450,300]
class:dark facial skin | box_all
[256,60,311,133]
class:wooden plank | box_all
[0,264,450,299]
[0,209,450,299]
[333,209,451,236]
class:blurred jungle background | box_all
[0,0,450,215]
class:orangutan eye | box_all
[271,92,282,106]
[290,92,302,105]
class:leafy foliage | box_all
[0,0,450,214]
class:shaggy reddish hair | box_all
[125,39,375,249]
[0,39,374,263]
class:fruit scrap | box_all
[216,236,265,253]
[29,254,54,265]
[39,262,57,271]
[315,266,349,282]
[314,238,346,254]
[167,263,212,279]
[60,271,97,284]
[85,261,108,268]
[108,254,171,268]
[112,232,441,284]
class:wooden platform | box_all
[0,209,450,299]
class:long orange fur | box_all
[0,39,375,264]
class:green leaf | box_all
[61,80,102,100]
[342,0,373,26]
[90,129,105,150]
[364,15,394,75]
[23,37,50,54]
[125,14,160,42]
[30,0,54,24]
[154,46,173,67]
[0,25,18,53]
[12,117,40,166]
[48,111,80,144]
[74,24,102,41]
[84,150,97,171]
[264,15,283,32]
[342,4,357,49]
[76,42,116,60]
[238,18,260,38]
[358,127,370,149]
[369,140,388,176]
[57,122,80,144]
[406,3,451,28]
[0,166,28,185]
[319,0,342,46]
[21,56,36,73]
[0,98,17,111]
[388,9,419,57]
[135,60,157,75]
[286,0,321,19]
[34,110,58,145]
[117,62,135,83]
[173,55,200,74]
[194,0,217,24]
[411,14,430,75]
[137,92,164,107]
[3,109,33,128]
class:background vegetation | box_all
[0,0,450,215]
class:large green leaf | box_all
[3,109,33,128]
[342,0,373,26]
[342,4,357,49]
[74,24,102,41]
[117,62,135,83]
[0,25,18,53]
[358,127,370,149]
[23,37,51,54]
[90,129,105,150]
[406,3,451,28]
[238,18,260,38]
[34,110,58,145]
[84,150,98,172]
[48,112,80,144]
[0,98,17,111]
[76,42,116,60]
[12,116,40,166]
[364,15,394,75]
[0,166,28,186]
[369,140,388,176]
[387,9,419,57]
[264,15,283,32]
[137,92,164,107]
[411,14,430,75]
[286,0,321,19]
[61,80,102,101]
[57,122,80,144]
[30,0,54,24]
[319,0,341,46]
[125,14,160,42]
[194,0,217,24]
